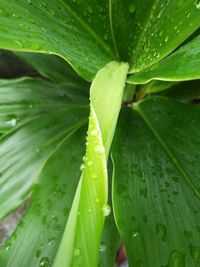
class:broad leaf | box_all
[0,127,86,267]
[128,35,200,84]
[110,0,200,72]
[53,61,129,267]
[16,52,89,90]
[112,97,200,267]
[0,0,117,81]
[0,77,87,134]
[0,77,88,219]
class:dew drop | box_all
[73,248,81,258]
[129,2,136,14]
[87,160,93,167]
[95,145,105,154]
[165,36,169,42]
[102,204,111,217]
[5,242,11,251]
[156,223,166,242]
[80,163,85,171]
[196,0,200,10]
[6,118,17,126]
[131,230,139,238]
[91,129,98,136]
[39,257,50,267]
[167,250,185,267]
[35,249,41,258]
[190,244,200,262]
[48,237,56,246]
[99,243,106,253]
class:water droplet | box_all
[190,244,200,262]
[156,223,166,242]
[91,129,98,136]
[80,164,85,171]
[35,249,41,258]
[131,230,139,238]
[39,257,50,267]
[167,250,185,267]
[99,243,106,253]
[196,0,200,10]
[48,237,56,246]
[87,160,93,167]
[129,2,136,13]
[165,36,169,42]
[5,242,11,251]
[73,248,81,258]
[95,145,105,154]
[6,118,17,126]
[102,204,111,217]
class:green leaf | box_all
[16,52,89,90]
[0,77,88,219]
[53,61,129,267]
[0,77,88,134]
[112,97,200,267]
[99,161,120,267]
[128,35,200,84]
[0,126,87,267]
[110,0,200,72]
[0,1,117,81]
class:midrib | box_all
[60,0,115,57]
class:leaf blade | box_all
[112,97,200,267]
[0,0,116,80]
[53,61,129,267]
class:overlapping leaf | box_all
[110,0,200,72]
[53,62,129,267]
[0,77,88,219]
[16,52,89,90]
[0,0,116,80]
[112,97,200,267]
[0,1,200,80]
[0,127,86,267]
[128,35,200,84]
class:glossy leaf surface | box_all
[128,35,200,84]
[53,62,128,267]
[111,0,200,72]
[0,127,86,267]
[0,0,116,81]
[0,77,88,219]
[113,97,200,267]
